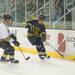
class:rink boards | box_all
[9,27,75,61]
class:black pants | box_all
[28,36,46,53]
[0,41,14,56]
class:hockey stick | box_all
[18,46,30,60]
[45,41,64,57]
[49,44,64,57]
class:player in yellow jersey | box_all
[26,15,50,60]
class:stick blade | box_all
[55,50,64,57]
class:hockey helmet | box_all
[3,14,11,20]
[38,15,45,21]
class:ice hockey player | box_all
[0,14,20,63]
[26,15,50,60]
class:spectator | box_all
[52,0,64,21]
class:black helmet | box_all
[3,14,11,20]
[38,15,45,21]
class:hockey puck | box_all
[25,56,30,60]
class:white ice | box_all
[0,50,75,75]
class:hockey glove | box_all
[10,34,17,40]
[13,40,20,46]
[40,32,46,41]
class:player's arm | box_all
[40,25,46,41]
[25,20,33,28]
[3,33,17,41]
[10,34,20,46]
[10,33,17,40]
[4,33,20,46]
[40,32,46,41]
[26,23,32,28]
[26,20,35,37]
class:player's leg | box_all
[36,45,50,59]
[0,41,19,63]
[8,46,19,63]
[0,41,9,62]
[35,38,50,60]
[27,36,36,45]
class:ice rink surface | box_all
[0,50,75,75]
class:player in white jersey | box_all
[0,14,20,63]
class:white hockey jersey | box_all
[0,23,10,39]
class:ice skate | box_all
[9,59,19,63]
[0,57,9,62]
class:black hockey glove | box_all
[13,40,20,46]
[40,32,46,41]
[10,34,17,40]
